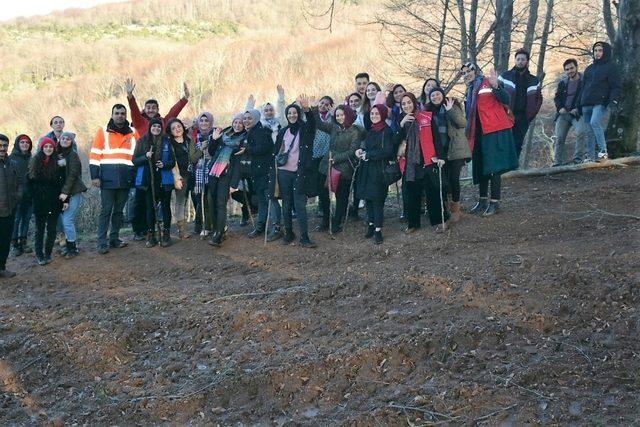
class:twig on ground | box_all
[388,404,460,421]
[474,403,518,422]
[1,354,49,380]
[545,337,593,366]
[562,208,640,221]
[204,284,311,304]
[129,367,234,402]
[493,374,556,401]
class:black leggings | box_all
[446,159,465,203]
[208,174,232,233]
[406,167,449,228]
[479,174,501,200]
[145,186,172,233]
[34,213,58,257]
[365,199,385,228]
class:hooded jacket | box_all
[499,67,543,122]
[579,42,621,109]
[9,135,32,199]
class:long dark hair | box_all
[29,149,58,180]
[419,78,441,106]
[362,82,381,114]
[386,84,406,108]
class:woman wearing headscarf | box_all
[189,112,215,237]
[57,132,87,257]
[166,118,193,238]
[133,118,176,247]
[397,93,449,233]
[312,95,334,230]
[207,114,246,246]
[28,137,67,265]
[427,87,470,224]
[9,134,33,257]
[315,105,363,234]
[271,95,317,247]
[355,104,396,244]
[461,62,518,216]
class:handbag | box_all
[276,133,298,167]
[325,166,342,193]
[383,161,402,186]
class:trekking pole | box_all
[241,179,255,228]
[148,157,163,247]
[437,162,445,231]
[327,152,334,238]
[264,194,271,246]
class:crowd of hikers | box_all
[0,42,621,278]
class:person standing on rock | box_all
[578,41,621,162]
[9,134,33,257]
[462,62,518,217]
[29,137,67,266]
[90,104,139,254]
[0,134,23,278]
[498,48,543,159]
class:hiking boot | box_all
[266,228,283,242]
[133,232,146,241]
[0,270,16,278]
[109,239,128,249]
[97,245,109,255]
[65,241,79,258]
[374,230,383,244]
[470,198,488,214]
[282,230,296,244]
[177,220,189,239]
[482,201,500,217]
[449,201,461,223]
[209,231,222,247]
[161,231,172,247]
[44,253,53,264]
[145,232,158,248]
[19,237,32,254]
[364,224,375,239]
[36,254,48,266]
[299,235,317,248]
[10,240,22,257]
[247,228,264,238]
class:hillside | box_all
[1,165,639,424]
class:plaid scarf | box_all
[193,131,210,194]
[209,131,244,178]
[312,111,332,159]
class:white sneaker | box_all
[597,151,608,161]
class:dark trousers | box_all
[34,213,58,258]
[332,178,351,227]
[513,112,529,158]
[97,188,129,247]
[193,184,212,232]
[253,175,269,231]
[318,171,330,226]
[132,189,147,235]
[278,170,309,236]
[446,159,465,203]
[406,167,449,228]
[208,174,232,233]
[0,214,14,270]
[144,187,172,233]
[479,174,501,200]
[401,179,410,217]
[365,199,385,228]
[11,199,32,239]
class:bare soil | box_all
[1,165,639,426]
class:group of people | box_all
[0,42,620,278]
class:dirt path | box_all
[1,165,639,425]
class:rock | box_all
[568,401,582,416]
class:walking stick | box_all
[148,156,163,247]
[241,178,255,228]
[437,162,445,231]
[327,152,334,238]
[342,158,360,231]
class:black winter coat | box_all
[579,42,621,109]
[8,145,31,200]
[29,160,65,216]
[246,122,274,179]
[208,128,245,189]
[553,73,584,118]
[270,112,317,197]
[355,127,396,202]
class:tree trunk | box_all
[456,0,469,63]
[435,0,451,81]
[493,0,514,73]
[523,0,540,54]
[469,0,479,63]
[606,0,640,157]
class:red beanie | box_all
[39,137,57,151]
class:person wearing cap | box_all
[498,48,543,158]
[0,134,23,278]
[57,132,87,258]
[578,41,621,161]
[28,137,67,265]
[9,134,33,257]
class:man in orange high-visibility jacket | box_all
[90,104,139,254]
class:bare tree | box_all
[493,0,514,73]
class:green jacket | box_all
[315,116,364,181]
[60,149,88,196]
[445,100,471,161]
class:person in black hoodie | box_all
[9,134,33,257]
[245,109,273,238]
[579,41,621,161]
[271,95,317,248]
[133,118,176,247]
[29,137,67,265]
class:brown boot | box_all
[449,201,461,223]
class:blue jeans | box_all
[554,113,592,164]
[61,193,83,243]
[11,199,32,239]
[581,105,607,158]
[277,170,308,237]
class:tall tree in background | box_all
[603,0,640,156]
[492,0,514,73]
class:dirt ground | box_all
[1,164,639,426]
